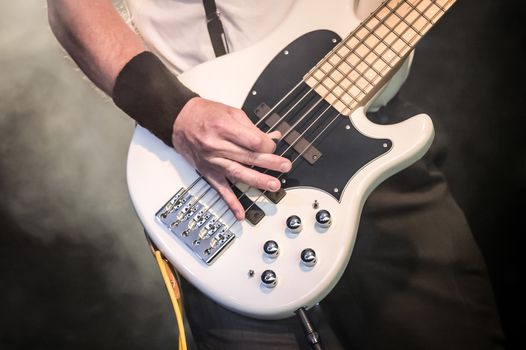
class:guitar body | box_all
[127,0,434,319]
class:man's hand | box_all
[172,97,292,220]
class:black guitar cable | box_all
[296,307,323,350]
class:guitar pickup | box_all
[232,186,265,225]
[263,188,286,204]
[254,103,322,165]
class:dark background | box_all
[0,0,523,349]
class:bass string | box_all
[226,107,343,230]
[253,79,306,129]
[255,85,320,140]
[249,0,418,158]
[212,98,336,224]
[210,68,366,222]
[183,81,309,197]
[188,0,421,217]
[207,68,369,221]
[221,74,364,219]
[185,83,317,216]
[226,0,438,222]
[260,0,431,140]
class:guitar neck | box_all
[304,0,457,116]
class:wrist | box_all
[112,51,198,146]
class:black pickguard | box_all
[242,30,391,201]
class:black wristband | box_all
[112,51,198,146]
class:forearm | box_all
[47,0,145,95]
[47,0,290,219]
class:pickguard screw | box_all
[332,38,338,43]
[334,188,339,193]
[252,90,257,95]
[312,155,318,160]
[248,269,255,277]
[284,50,289,55]
[345,125,351,130]
[313,200,319,209]
[383,143,388,148]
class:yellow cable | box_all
[154,250,188,350]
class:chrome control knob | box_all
[261,270,277,288]
[315,210,332,228]
[301,248,317,267]
[263,240,280,258]
[286,215,302,233]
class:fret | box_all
[407,0,447,35]
[438,0,455,11]
[364,33,380,49]
[375,6,391,21]
[337,61,353,76]
[353,44,387,80]
[435,0,448,10]
[375,23,391,38]
[307,61,364,113]
[382,0,441,57]
[332,65,371,96]
[320,61,333,74]
[394,2,413,17]
[411,14,429,33]
[365,16,380,30]
[336,44,351,58]
[356,27,370,40]
[367,31,397,68]
[392,6,424,36]
[329,68,344,84]
[383,2,418,49]
[384,31,398,46]
[411,1,437,24]
[304,0,457,116]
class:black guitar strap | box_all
[202,0,230,57]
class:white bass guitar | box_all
[127,0,456,319]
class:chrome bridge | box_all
[156,188,236,265]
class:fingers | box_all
[202,157,285,222]
[224,126,276,154]
[172,100,293,222]
[267,130,282,140]
[224,109,280,154]
[205,173,245,221]
[215,140,292,173]
[209,157,282,193]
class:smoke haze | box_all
[0,3,178,348]
[0,1,522,349]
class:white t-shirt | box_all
[122,0,411,109]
